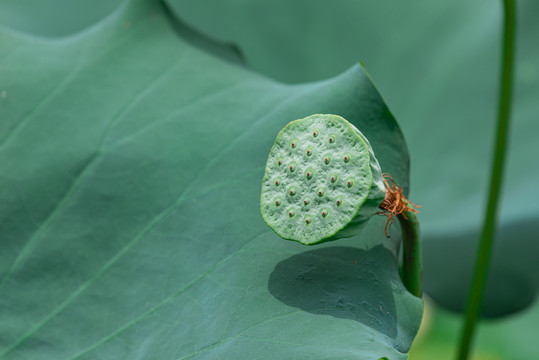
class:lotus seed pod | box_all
[260,114,386,245]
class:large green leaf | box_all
[165,0,539,317]
[0,0,422,358]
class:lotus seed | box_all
[289,187,296,196]
[306,147,313,156]
[323,156,331,165]
[275,199,281,206]
[321,209,329,217]
[289,163,296,172]
[317,188,325,197]
[303,198,311,206]
[347,178,354,188]
[336,199,342,206]
[305,217,312,225]
[329,135,336,144]
[288,209,295,217]
[330,175,337,183]
[275,179,280,186]
[277,159,283,166]
[343,154,351,163]
[291,140,298,149]
[305,169,313,180]
[313,129,319,137]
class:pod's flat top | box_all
[260,114,374,245]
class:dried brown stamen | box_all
[377,173,421,237]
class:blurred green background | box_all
[1,0,538,358]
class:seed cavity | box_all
[289,162,296,173]
[305,216,312,225]
[289,187,297,196]
[328,135,336,144]
[312,129,319,137]
[346,178,355,188]
[305,147,313,157]
[343,154,351,163]
[323,156,331,165]
[291,140,298,149]
[305,168,313,180]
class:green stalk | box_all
[457,0,516,359]
[398,210,422,298]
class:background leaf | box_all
[0,0,124,37]
[409,298,539,359]
[0,0,422,358]
[165,0,539,317]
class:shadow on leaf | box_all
[268,245,399,339]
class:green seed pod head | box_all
[260,114,385,245]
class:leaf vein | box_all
[175,310,303,360]
[66,231,270,360]
[0,56,186,296]
[0,168,263,358]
